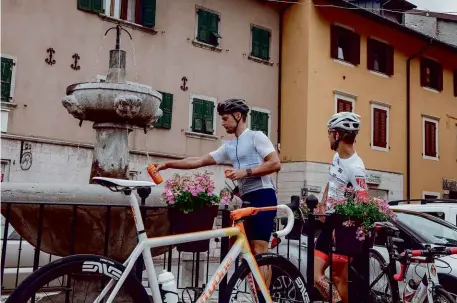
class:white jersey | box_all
[326,152,367,210]
[210,129,276,196]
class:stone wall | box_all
[0,137,230,193]
[405,14,457,47]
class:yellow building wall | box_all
[280,1,457,199]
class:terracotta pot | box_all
[169,205,219,253]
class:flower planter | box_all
[334,220,374,256]
[169,204,219,253]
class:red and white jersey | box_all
[326,152,367,210]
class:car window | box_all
[396,212,457,246]
[423,211,445,220]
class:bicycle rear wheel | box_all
[226,253,310,303]
[6,254,150,303]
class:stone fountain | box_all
[63,25,163,181]
[1,25,171,266]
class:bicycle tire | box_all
[225,253,310,303]
[368,249,395,300]
[6,254,151,303]
[433,287,457,303]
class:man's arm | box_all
[250,151,281,177]
[322,183,329,202]
[157,154,216,170]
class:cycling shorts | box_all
[241,188,277,242]
[315,224,350,263]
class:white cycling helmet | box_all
[327,112,361,133]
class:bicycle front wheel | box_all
[6,254,150,303]
[433,287,457,303]
[226,253,310,303]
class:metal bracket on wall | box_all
[19,141,33,171]
[45,48,56,65]
[180,76,188,91]
[71,53,80,71]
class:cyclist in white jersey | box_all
[314,112,368,303]
[151,99,280,255]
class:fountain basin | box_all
[1,183,171,261]
[63,82,163,128]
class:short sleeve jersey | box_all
[326,152,368,211]
[210,129,276,196]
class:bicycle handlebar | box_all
[393,247,457,281]
[273,204,295,238]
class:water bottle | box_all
[402,279,419,302]
[158,270,178,303]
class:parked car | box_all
[273,208,457,299]
[389,199,457,225]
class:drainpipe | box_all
[277,4,289,153]
[406,39,433,200]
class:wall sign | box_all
[366,173,381,185]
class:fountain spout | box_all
[104,25,133,83]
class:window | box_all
[1,160,10,182]
[395,212,457,246]
[196,8,221,46]
[420,58,443,91]
[153,92,173,129]
[1,56,16,102]
[367,38,394,76]
[191,97,215,135]
[422,117,439,160]
[330,25,360,66]
[251,26,271,61]
[250,109,270,137]
[371,103,389,151]
[78,0,156,28]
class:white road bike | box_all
[7,177,311,303]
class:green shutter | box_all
[260,30,270,60]
[92,0,103,12]
[251,27,261,57]
[251,110,269,136]
[154,92,173,129]
[77,0,103,13]
[203,100,214,134]
[142,0,156,27]
[197,10,209,43]
[197,9,219,45]
[192,99,204,132]
[251,27,270,60]
[1,57,13,102]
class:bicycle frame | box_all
[94,190,294,303]
[407,260,439,303]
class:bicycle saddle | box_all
[93,177,156,191]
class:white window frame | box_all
[249,107,272,138]
[334,92,355,114]
[1,54,18,102]
[188,93,217,135]
[370,102,390,152]
[422,116,439,161]
[422,191,441,199]
[194,6,221,43]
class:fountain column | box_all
[89,47,132,182]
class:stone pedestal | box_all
[90,123,132,183]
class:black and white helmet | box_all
[217,98,250,116]
[327,112,361,133]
